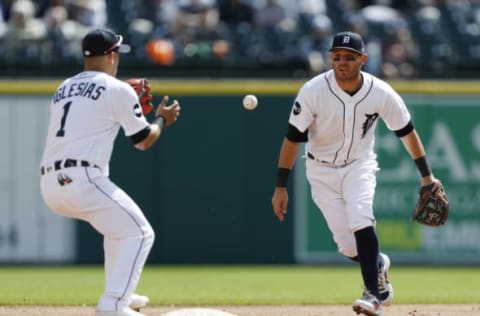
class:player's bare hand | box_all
[155,96,181,126]
[420,176,448,204]
[272,187,288,222]
[420,174,434,186]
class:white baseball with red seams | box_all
[242,94,258,110]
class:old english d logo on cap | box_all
[329,31,365,54]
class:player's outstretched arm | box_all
[272,187,288,222]
[272,138,300,222]
[134,96,181,151]
[401,129,449,226]
[399,129,435,185]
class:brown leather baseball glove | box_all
[412,180,449,227]
[126,78,153,115]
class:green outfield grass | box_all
[0,265,479,306]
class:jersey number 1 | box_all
[56,101,72,137]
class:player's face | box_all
[330,49,367,82]
[109,50,120,76]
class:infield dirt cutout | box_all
[0,305,479,315]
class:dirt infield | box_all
[1,305,479,316]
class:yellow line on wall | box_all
[0,79,479,95]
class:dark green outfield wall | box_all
[77,95,298,263]
[60,81,480,265]
[0,80,477,264]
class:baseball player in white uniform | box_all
[272,32,439,316]
[40,29,181,316]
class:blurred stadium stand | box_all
[1,0,480,79]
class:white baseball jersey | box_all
[39,71,155,312]
[40,71,149,175]
[289,69,412,257]
[289,69,411,165]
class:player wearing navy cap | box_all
[272,31,441,316]
[40,28,181,316]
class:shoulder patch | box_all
[293,101,302,115]
[133,103,143,117]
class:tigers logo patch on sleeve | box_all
[133,103,143,117]
[293,101,302,115]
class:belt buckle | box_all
[64,159,77,168]
[54,160,62,170]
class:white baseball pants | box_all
[40,166,154,311]
[306,158,379,257]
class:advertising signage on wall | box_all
[0,96,75,263]
[294,96,480,264]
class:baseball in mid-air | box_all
[242,94,258,110]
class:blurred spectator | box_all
[254,0,286,28]
[356,2,417,78]
[253,0,297,64]
[2,0,15,21]
[43,5,71,61]
[218,0,254,60]
[134,0,179,37]
[295,0,327,34]
[33,0,60,18]
[295,0,326,17]
[381,27,418,78]
[445,0,480,59]
[0,3,6,38]
[145,37,175,65]
[171,0,230,61]
[178,0,216,13]
[359,4,408,38]
[1,0,479,78]
[4,0,47,63]
[416,0,442,35]
[131,0,160,23]
[346,13,384,76]
[337,0,361,18]
[66,0,107,28]
[42,4,89,63]
[127,0,180,59]
[414,0,454,73]
[297,14,333,75]
[218,0,254,27]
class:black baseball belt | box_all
[40,158,99,175]
[307,152,357,169]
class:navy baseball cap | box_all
[82,29,131,57]
[329,31,365,54]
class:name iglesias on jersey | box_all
[53,81,106,104]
